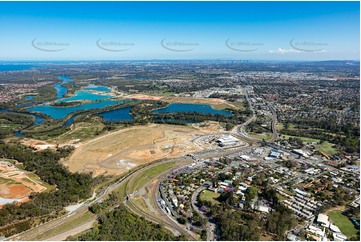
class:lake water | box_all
[153,103,232,116]
[24,95,36,101]
[60,91,112,102]
[84,84,111,92]
[98,107,134,122]
[55,76,73,99]
[27,100,124,119]
[64,114,80,127]
[27,75,122,120]
[33,115,45,126]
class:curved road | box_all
[152,144,259,242]
[125,157,199,241]
[191,186,216,241]
[7,159,184,241]
[237,86,278,144]
[237,87,259,142]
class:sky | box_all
[0,1,359,61]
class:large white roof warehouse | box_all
[217,136,239,143]
[316,213,330,227]
[216,135,239,147]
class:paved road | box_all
[125,157,199,240]
[191,186,216,241]
[236,86,278,144]
[7,159,179,241]
[237,87,259,142]
[151,145,259,242]
[267,103,279,143]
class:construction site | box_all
[0,159,50,208]
[63,124,208,176]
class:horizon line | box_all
[0,59,360,63]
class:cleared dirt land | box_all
[64,124,204,176]
[0,160,50,207]
[123,94,241,109]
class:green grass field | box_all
[0,177,21,184]
[133,198,149,212]
[26,172,56,192]
[250,132,273,141]
[199,190,220,205]
[115,180,129,202]
[328,211,358,239]
[0,120,22,131]
[281,134,337,156]
[316,141,337,156]
[53,122,105,143]
[128,162,177,193]
[32,211,96,240]
[1,159,24,169]
[281,134,319,143]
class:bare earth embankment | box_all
[0,160,50,208]
[123,94,239,109]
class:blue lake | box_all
[33,115,45,126]
[98,107,134,122]
[153,103,232,116]
[64,114,81,127]
[84,84,111,92]
[28,75,124,120]
[13,131,24,137]
[55,76,73,99]
[60,91,112,102]
[24,95,36,101]
[27,100,124,119]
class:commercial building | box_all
[292,149,309,158]
[216,135,239,147]
[316,213,330,228]
[269,150,281,159]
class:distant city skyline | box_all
[0,1,359,60]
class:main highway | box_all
[267,102,279,143]
[236,86,258,142]
[236,86,278,144]
[124,156,199,240]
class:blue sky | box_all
[0,1,359,60]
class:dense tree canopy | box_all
[0,142,98,236]
[76,205,179,241]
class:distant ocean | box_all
[0,63,40,72]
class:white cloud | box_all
[269,48,327,54]
[269,48,302,54]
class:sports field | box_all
[328,210,358,239]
